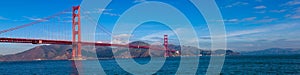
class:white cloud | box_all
[230,23,297,37]
[112,34,133,44]
[282,0,300,6]
[216,19,239,22]
[200,23,298,39]
[226,29,267,37]
[296,7,300,13]
[113,34,132,38]
[225,2,249,8]
[291,15,300,19]
[23,16,48,21]
[270,9,286,13]
[83,8,113,14]
[0,16,9,20]
[256,18,277,23]
[216,17,256,23]
[102,12,120,16]
[227,25,300,50]
[286,14,300,19]
[98,8,113,12]
[227,19,239,22]
[12,19,25,22]
[284,7,300,19]
[216,17,276,24]
[254,5,266,9]
[242,17,257,21]
[140,31,174,41]
[82,8,120,17]
[133,0,147,3]
[138,28,200,46]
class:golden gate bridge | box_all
[0,6,175,60]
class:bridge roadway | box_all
[0,38,176,52]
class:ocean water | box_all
[0,55,300,75]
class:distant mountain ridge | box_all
[241,48,300,55]
[0,41,240,61]
[0,45,72,61]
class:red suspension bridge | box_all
[0,6,175,60]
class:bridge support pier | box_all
[72,6,82,60]
[164,35,169,57]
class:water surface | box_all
[0,55,299,75]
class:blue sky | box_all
[0,0,300,54]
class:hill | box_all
[0,45,72,61]
[241,48,300,55]
[0,41,240,61]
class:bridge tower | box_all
[164,35,169,57]
[72,6,82,59]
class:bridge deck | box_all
[0,38,176,52]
